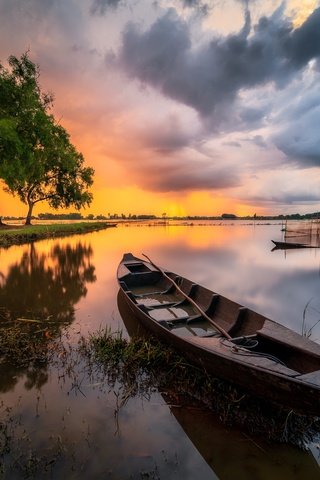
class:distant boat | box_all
[271,240,309,249]
[117,253,320,416]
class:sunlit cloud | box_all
[287,0,320,27]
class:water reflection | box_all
[0,362,48,393]
[0,223,320,478]
[0,242,96,323]
[0,241,96,393]
[167,397,320,480]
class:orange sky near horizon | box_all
[0,180,260,218]
[1,0,320,219]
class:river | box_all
[0,221,319,478]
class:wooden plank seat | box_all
[257,320,320,357]
[205,294,219,315]
[135,292,185,309]
[166,314,202,326]
[148,306,191,322]
[132,283,176,297]
[297,370,320,386]
[228,307,247,336]
[122,274,178,297]
[134,282,198,309]
[201,294,246,334]
[170,318,221,338]
[137,299,178,309]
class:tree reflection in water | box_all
[0,241,96,392]
[0,242,96,323]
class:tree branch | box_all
[33,194,57,204]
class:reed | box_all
[0,324,52,367]
[302,299,320,339]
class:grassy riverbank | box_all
[0,221,116,247]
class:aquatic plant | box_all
[302,298,320,339]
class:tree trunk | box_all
[25,201,34,225]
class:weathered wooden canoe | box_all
[117,253,320,416]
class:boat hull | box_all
[117,253,320,416]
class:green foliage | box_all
[0,52,94,224]
[38,212,83,220]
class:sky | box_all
[0,0,320,217]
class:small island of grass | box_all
[0,221,116,248]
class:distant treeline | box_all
[2,213,158,221]
[184,212,320,221]
[36,213,157,220]
[2,211,320,221]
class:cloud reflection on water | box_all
[0,223,319,478]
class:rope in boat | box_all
[230,336,259,349]
[219,338,287,366]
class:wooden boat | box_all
[271,240,309,249]
[117,253,320,416]
[117,290,320,452]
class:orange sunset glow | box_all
[1,0,320,218]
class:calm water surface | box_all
[0,221,320,479]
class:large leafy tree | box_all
[0,53,94,224]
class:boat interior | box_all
[119,259,320,376]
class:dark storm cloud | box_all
[273,102,320,167]
[243,135,267,148]
[287,8,320,68]
[180,0,209,14]
[137,160,240,192]
[0,0,86,55]
[239,106,266,124]
[116,7,320,122]
[275,135,320,166]
[182,0,202,5]
[249,191,320,205]
[90,0,123,15]
[90,0,210,15]
[121,117,241,191]
[251,135,267,148]
[141,116,193,153]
